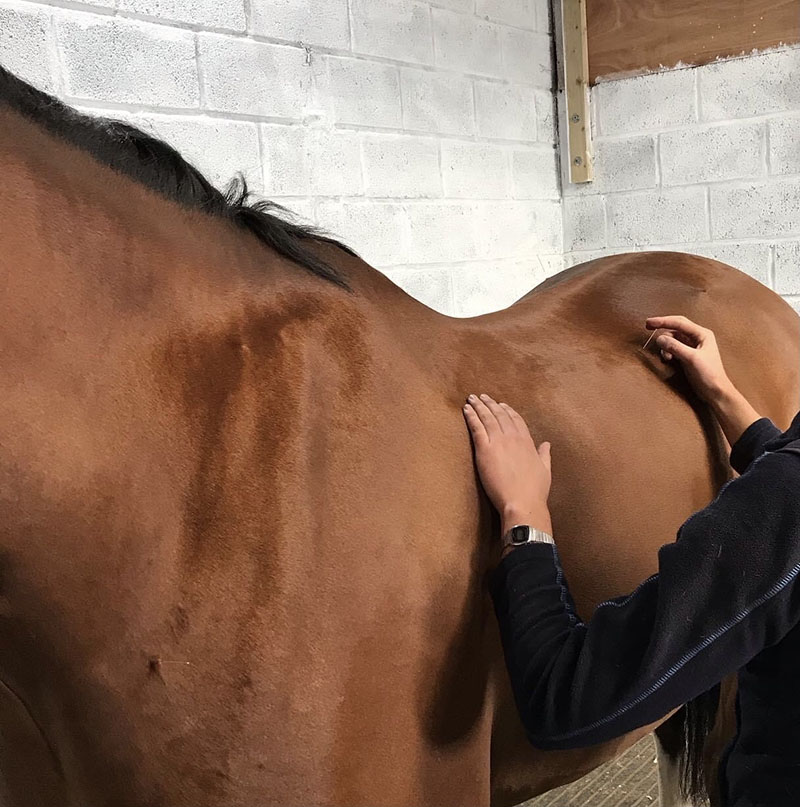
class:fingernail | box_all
[479,393,488,399]
[468,394,476,401]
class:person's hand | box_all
[463,394,552,535]
[646,315,763,447]
[645,315,734,403]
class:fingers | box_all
[499,402,528,435]
[655,334,694,361]
[463,394,531,439]
[462,401,488,443]
[645,315,708,345]
[480,394,515,429]
[464,394,503,439]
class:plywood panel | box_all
[588,0,800,84]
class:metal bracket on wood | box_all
[562,0,593,183]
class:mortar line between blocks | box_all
[194,35,206,107]
[345,0,353,52]
[694,68,701,122]
[42,0,115,20]
[256,122,268,196]
[334,122,548,147]
[591,107,800,141]
[654,134,661,186]
[599,172,800,200]
[48,13,66,96]
[427,2,436,67]
[446,269,457,316]
[70,98,304,125]
[764,117,771,175]
[567,239,800,260]
[769,245,776,290]
[470,79,478,143]
[356,131,368,198]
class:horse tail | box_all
[680,683,722,803]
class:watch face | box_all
[510,525,531,545]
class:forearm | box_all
[709,383,763,447]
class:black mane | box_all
[0,64,353,289]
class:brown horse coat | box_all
[1,91,798,807]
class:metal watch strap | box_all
[501,524,555,550]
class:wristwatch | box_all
[501,524,555,551]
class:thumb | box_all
[538,441,551,471]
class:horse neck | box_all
[3,102,454,356]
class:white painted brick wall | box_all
[563,46,800,317]
[400,68,475,136]
[60,16,199,107]
[0,0,560,317]
[249,1,350,50]
[441,141,509,198]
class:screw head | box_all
[571,113,580,123]
[573,156,583,166]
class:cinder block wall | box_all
[562,47,800,317]
[0,0,561,317]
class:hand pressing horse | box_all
[462,392,552,545]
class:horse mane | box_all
[0,64,354,289]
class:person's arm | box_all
[727,410,782,474]
[489,446,800,749]
[646,315,780,474]
[462,315,795,751]
[709,383,773,457]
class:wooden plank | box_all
[588,0,800,84]
[562,0,593,183]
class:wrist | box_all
[707,382,762,448]
[706,378,739,408]
[501,503,552,536]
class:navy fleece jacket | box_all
[489,410,800,805]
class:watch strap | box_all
[501,524,555,550]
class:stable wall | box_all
[0,0,561,317]
[562,46,800,318]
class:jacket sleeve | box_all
[729,417,781,474]
[489,445,800,750]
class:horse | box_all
[1,64,798,807]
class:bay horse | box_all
[1,65,798,807]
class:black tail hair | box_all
[681,683,721,804]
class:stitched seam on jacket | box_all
[552,545,582,627]
[595,574,659,610]
[534,558,800,743]
[533,449,799,743]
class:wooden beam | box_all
[562,0,593,183]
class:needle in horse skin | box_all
[641,328,661,352]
